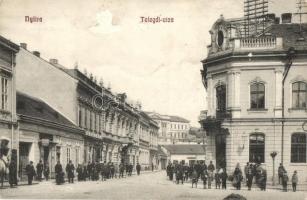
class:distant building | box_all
[146,112,190,144]
[162,144,206,165]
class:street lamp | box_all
[270,151,277,186]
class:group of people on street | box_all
[7,160,143,187]
[166,160,299,192]
[278,163,298,192]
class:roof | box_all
[146,112,190,123]
[163,144,205,155]
[264,23,307,51]
[0,35,19,52]
[17,92,77,128]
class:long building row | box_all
[0,36,166,179]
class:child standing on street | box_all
[291,171,298,192]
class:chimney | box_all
[20,43,27,49]
[33,51,40,57]
[275,17,280,24]
[281,13,292,24]
[49,58,58,65]
[267,13,276,22]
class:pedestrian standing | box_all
[207,170,213,189]
[8,159,18,187]
[221,168,228,189]
[278,163,286,185]
[244,162,249,186]
[25,161,36,185]
[282,171,289,192]
[119,162,125,178]
[201,168,208,189]
[215,170,221,189]
[44,163,50,181]
[208,161,215,173]
[136,163,141,175]
[83,163,88,181]
[233,163,243,190]
[66,160,75,183]
[36,160,43,181]
[291,171,298,192]
[260,168,267,191]
[55,161,64,185]
[76,164,83,181]
[191,168,198,188]
[246,163,253,190]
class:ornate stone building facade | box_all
[199,14,307,183]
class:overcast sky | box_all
[0,0,300,126]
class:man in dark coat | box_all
[76,164,83,181]
[119,163,125,178]
[25,161,36,185]
[110,163,115,178]
[9,159,18,187]
[166,163,173,180]
[246,163,254,190]
[55,161,64,185]
[233,164,243,190]
[136,163,141,175]
[129,163,133,176]
[208,161,215,173]
[66,160,75,183]
[36,160,43,181]
[282,171,289,192]
[43,163,50,181]
[221,168,228,189]
[278,163,286,184]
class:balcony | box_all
[234,36,283,51]
[216,110,232,119]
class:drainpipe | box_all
[281,47,296,163]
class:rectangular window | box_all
[67,148,71,163]
[291,134,306,163]
[292,82,307,108]
[0,77,8,110]
[89,111,92,131]
[78,106,82,127]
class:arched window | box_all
[291,133,306,163]
[216,85,226,111]
[292,82,307,108]
[250,83,265,109]
[249,133,265,163]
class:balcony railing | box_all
[240,37,276,48]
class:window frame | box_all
[249,133,265,163]
[216,84,226,112]
[291,133,306,163]
[292,81,307,109]
[250,82,265,109]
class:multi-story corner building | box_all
[199,13,307,183]
[146,112,190,144]
[0,36,19,160]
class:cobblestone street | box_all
[0,171,306,200]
